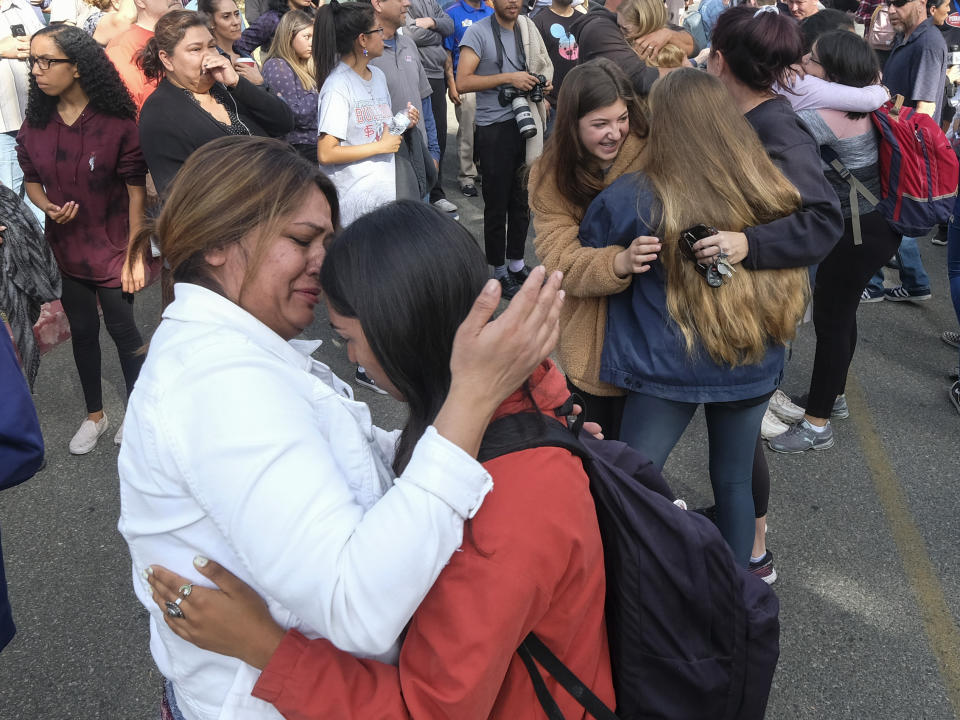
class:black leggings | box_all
[566,379,627,442]
[59,274,144,414]
[805,211,901,419]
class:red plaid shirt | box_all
[856,0,882,25]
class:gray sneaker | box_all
[831,394,849,419]
[768,421,834,453]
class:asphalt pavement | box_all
[1,129,959,719]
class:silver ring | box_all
[165,600,185,619]
[178,584,193,597]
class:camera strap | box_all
[493,15,527,73]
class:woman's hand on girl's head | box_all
[44,201,79,225]
[203,52,240,88]
[613,236,661,278]
[692,230,748,265]
[448,266,564,412]
[145,558,286,670]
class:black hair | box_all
[197,0,223,15]
[927,0,950,13]
[312,0,374,89]
[799,8,855,52]
[138,10,210,82]
[25,24,136,128]
[319,200,488,475]
[812,30,881,118]
[710,6,804,92]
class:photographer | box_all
[457,0,552,298]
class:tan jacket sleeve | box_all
[529,163,633,299]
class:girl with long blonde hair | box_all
[579,67,810,567]
[262,9,318,161]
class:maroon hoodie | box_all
[16,108,147,286]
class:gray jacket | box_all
[404,0,454,79]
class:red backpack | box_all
[872,95,959,237]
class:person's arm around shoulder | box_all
[786,74,889,113]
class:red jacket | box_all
[252,360,614,719]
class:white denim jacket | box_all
[118,284,493,720]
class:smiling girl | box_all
[529,58,656,439]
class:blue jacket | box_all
[579,173,787,404]
[0,328,44,653]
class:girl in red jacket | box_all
[145,200,614,720]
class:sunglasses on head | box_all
[679,224,723,288]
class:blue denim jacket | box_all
[579,172,786,404]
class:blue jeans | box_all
[0,132,44,226]
[620,393,767,567]
[948,214,960,368]
[865,235,931,294]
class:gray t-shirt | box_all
[883,18,948,125]
[459,16,523,126]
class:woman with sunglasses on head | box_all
[262,9,317,162]
[16,24,148,453]
[529,58,656,440]
[314,0,419,227]
[580,68,811,570]
[140,199,612,720]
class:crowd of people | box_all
[2,0,960,715]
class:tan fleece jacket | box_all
[529,133,645,397]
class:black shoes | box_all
[498,273,524,300]
[460,183,478,197]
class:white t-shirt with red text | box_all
[318,62,396,226]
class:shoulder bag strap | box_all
[820,144,880,245]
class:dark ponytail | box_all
[312,0,374,89]
[136,10,210,81]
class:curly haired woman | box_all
[16,24,148,454]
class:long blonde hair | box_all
[641,68,809,367]
[617,0,685,69]
[265,9,316,91]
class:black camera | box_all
[497,74,547,140]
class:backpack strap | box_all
[820,144,880,245]
[519,634,621,720]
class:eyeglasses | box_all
[361,26,385,35]
[28,56,73,70]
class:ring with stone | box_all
[178,584,193,597]
[165,600,185,619]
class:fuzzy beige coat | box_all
[529,133,645,397]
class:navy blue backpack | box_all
[478,412,780,720]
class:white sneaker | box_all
[768,389,804,423]
[69,414,109,455]
[432,198,458,214]
[760,407,789,440]
[114,421,124,446]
